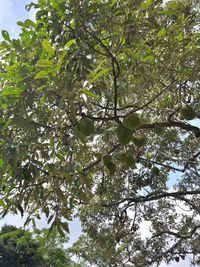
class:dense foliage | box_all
[0,225,75,267]
[0,0,200,266]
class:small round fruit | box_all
[132,135,147,147]
[180,105,196,120]
[151,166,160,176]
[79,118,94,136]
[116,124,132,145]
[123,113,140,130]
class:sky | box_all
[0,0,35,40]
[0,1,196,266]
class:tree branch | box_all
[139,150,200,173]
[152,225,200,239]
[103,190,200,207]
[83,144,120,172]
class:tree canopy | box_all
[0,224,75,267]
[0,0,200,266]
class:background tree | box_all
[33,228,77,267]
[0,225,77,267]
[0,225,44,267]
[0,0,200,266]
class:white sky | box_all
[0,1,198,266]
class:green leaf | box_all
[57,224,65,238]
[1,30,10,42]
[1,208,9,218]
[0,159,3,170]
[161,10,177,16]
[62,210,71,220]
[31,159,43,167]
[12,117,35,131]
[140,0,153,9]
[43,206,50,218]
[12,39,21,50]
[42,39,54,56]
[17,19,35,28]
[56,188,65,202]
[0,87,24,97]
[37,59,53,68]
[64,39,76,49]
[17,21,25,27]
[32,218,36,228]
[24,19,36,28]
[24,217,31,227]
[35,70,49,79]
[17,204,24,217]
[79,89,98,99]
[89,60,104,78]
[89,68,108,84]
[142,55,154,62]
[47,215,54,224]
[157,28,166,38]
[50,0,59,8]
[61,222,69,233]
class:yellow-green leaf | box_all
[0,87,24,97]
[37,59,53,68]
[35,70,49,79]
[64,39,76,49]
[42,39,54,56]
[89,68,108,84]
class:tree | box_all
[0,0,200,266]
[33,228,76,267]
[0,225,43,267]
[0,224,76,267]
